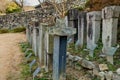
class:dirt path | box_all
[0,33,26,80]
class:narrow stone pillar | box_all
[102,6,120,47]
[26,25,29,42]
[44,29,49,72]
[68,9,79,43]
[87,11,102,57]
[49,27,76,80]
[32,26,37,56]
[77,11,87,48]
[36,27,39,56]
[102,6,120,64]
[29,26,33,46]
[38,24,44,66]
[39,24,54,72]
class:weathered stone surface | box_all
[113,73,120,80]
[68,9,79,20]
[102,6,120,19]
[32,27,37,56]
[105,71,113,80]
[102,6,119,64]
[78,11,87,48]
[0,9,51,29]
[78,75,92,80]
[48,27,76,36]
[74,56,83,61]
[87,11,101,57]
[81,59,95,69]
[99,64,108,71]
[87,11,102,21]
[102,18,118,47]
[68,54,74,61]
[116,68,120,75]
[87,11,102,44]
[98,71,105,80]
[93,67,100,76]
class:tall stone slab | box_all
[87,11,102,57]
[38,24,44,66]
[102,6,120,47]
[36,27,40,56]
[102,6,120,64]
[29,26,33,46]
[68,9,79,43]
[26,25,29,42]
[32,21,39,56]
[77,11,87,48]
[32,26,37,56]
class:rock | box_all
[105,71,113,80]
[78,75,92,80]
[99,53,106,58]
[81,59,95,69]
[93,67,100,76]
[99,64,108,71]
[113,73,120,80]
[68,54,74,61]
[116,68,120,75]
[74,56,83,62]
[98,71,105,80]
[66,52,70,57]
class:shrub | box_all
[0,28,9,33]
[11,27,26,33]
[6,2,22,13]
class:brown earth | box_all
[86,0,120,11]
[0,33,26,80]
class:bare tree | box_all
[0,0,10,13]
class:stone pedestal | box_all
[87,11,102,57]
[49,27,76,80]
[102,6,120,64]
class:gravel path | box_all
[0,33,26,80]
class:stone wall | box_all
[0,9,51,29]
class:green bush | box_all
[10,27,26,33]
[6,2,22,13]
[0,28,9,33]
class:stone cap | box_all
[48,27,76,36]
[40,23,54,27]
[102,6,120,19]
[87,11,102,21]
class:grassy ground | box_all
[0,27,26,34]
